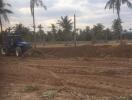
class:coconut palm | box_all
[0,0,12,32]
[30,0,46,47]
[105,0,132,41]
[58,16,73,32]
[58,16,73,41]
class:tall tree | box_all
[78,26,91,41]
[14,24,31,41]
[112,19,122,39]
[0,0,12,32]
[50,24,57,41]
[105,0,132,41]
[37,24,45,44]
[30,0,46,47]
[92,23,105,41]
[58,16,73,41]
[104,28,112,41]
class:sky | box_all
[5,0,132,31]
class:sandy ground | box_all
[0,56,132,100]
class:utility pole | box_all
[74,14,77,47]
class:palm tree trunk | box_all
[74,14,77,47]
[0,18,3,33]
[32,9,36,48]
[117,12,122,44]
[0,18,3,44]
[0,25,3,33]
[119,21,123,44]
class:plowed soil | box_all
[25,45,132,58]
[1,45,132,100]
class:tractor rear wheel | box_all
[1,48,8,56]
[15,47,22,57]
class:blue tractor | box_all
[0,34,31,57]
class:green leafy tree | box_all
[78,26,91,41]
[92,23,105,41]
[103,28,112,41]
[0,0,12,32]
[45,24,58,41]
[56,29,63,41]
[46,31,53,41]
[50,24,57,41]
[37,24,46,44]
[105,0,132,41]
[112,19,122,39]
[30,0,46,47]
[14,24,32,41]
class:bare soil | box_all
[0,45,132,100]
[25,45,132,58]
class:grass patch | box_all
[40,89,58,100]
[23,85,39,93]
[111,95,132,100]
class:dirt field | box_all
[1,45,132,100]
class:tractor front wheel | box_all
[15,47,22,57]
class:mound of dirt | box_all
[25,45,132,58]
[24,49,44,57]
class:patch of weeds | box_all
[111,95,132,100]
[23,85,39,93]
[40,89,58,100]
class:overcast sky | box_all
[6,0,132,31]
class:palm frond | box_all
[36,0,47,9]
[105,0,116,12]
[3,12,9,22]
[0,0,12,25]
[126,0,132,8]
[3,3,12,7]
[58,16,73,31]
[30,0,35,16]
[30,0,47,16]
[3,9,13,14]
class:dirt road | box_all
[0,56,132,100]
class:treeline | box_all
[0,17,132,44]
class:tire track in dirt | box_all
[1,56,132,99]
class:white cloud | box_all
[4,0,132,30]
[19,8,30,15]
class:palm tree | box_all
[58,16,73,41]
[105,0,132,42]
[30,0,46,47]
[0,0,12,32]
[58,16,73,32]
[50,24,57,41]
